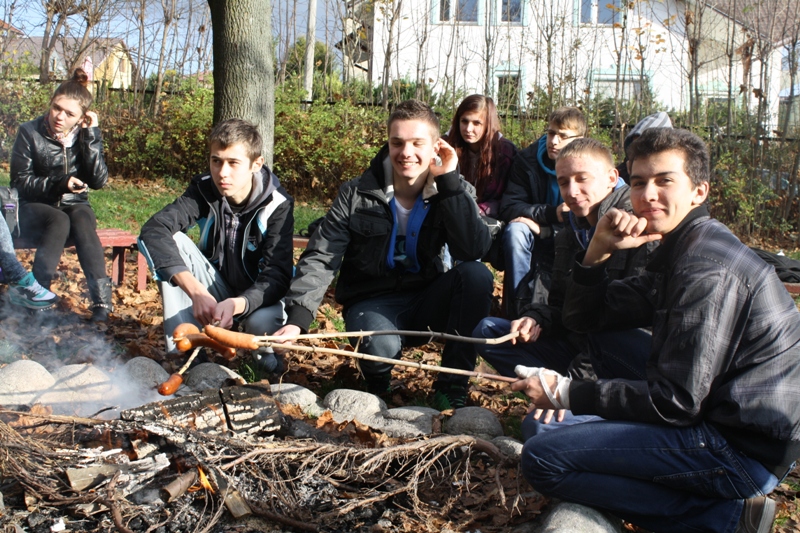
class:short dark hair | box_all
[627,128,710,186]
[548,107,587,137]
[387,99,440,139]
[208,118,262,162]
[51,68,93,115]
[557,138,614,168]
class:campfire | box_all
[0,322,545,533]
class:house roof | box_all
[5,37,131,70]
[703,0,800,46]
[0,20,23,35]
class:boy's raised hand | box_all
[582,207,662,267]
[429,138,458,178]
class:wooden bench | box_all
[14,228,147,292]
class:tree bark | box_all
[208,0,275,166]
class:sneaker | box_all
[8,272,58,310]
[736,496,776,533]
[252,349,278,376]
[365,372,392,396]
[432,384,467,411]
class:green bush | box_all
[102,85,214,180]
[273,86,385,201]
[0,81,55,159]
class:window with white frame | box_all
[580,0,621,25]
[501,0,522,23]
[496,72,521,111]
[593,77,642,100]
[440,0,479,22]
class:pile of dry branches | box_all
[0,411,541,532]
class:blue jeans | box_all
[343,261,493,389]
[0,217,26,284]
[472,316,578,377]
[521,330,780,533]
[522,419,779,532]
[503,222,534,312]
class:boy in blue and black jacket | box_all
[139,119,294,373]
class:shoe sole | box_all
[756,498,776,533]
[8,296,58,310]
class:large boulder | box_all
[271,383,325,417]
[183,362,241,392]
[443,406,504,440]
[540,502,623,533]
[0,360,55,407]
[39,364,114,417]
[324,389,387,424]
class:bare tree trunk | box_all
[380,0,401,110]
[39,0,81,82]
[208,0,276,165]
[150,0,175,116]
[302,0,318,104]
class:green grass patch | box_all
[294,202,327,235]
[1,172,329,236]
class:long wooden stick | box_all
[202,324,519,348]
[199,324,518,384]
[253,328,519,345]
[271,342,517,383]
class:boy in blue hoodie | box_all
[499,107,586,318]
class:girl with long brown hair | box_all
[443,94,517,217]
[10,68,111,320]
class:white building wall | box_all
[366,0,775,121]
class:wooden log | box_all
[66,453,170,495]
[220,382,282,436]
[120,383,282,439]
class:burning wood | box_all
[121,381,282,438]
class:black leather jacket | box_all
[10,115,108,206]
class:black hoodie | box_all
[139,166,294,317]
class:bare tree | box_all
[150,0,176,115]
[208,0,276,164]
[66,0,112,72]
[39,0,84,82]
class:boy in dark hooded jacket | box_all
[139,119,294,373]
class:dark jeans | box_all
[473,316,579,377]
[343,261,493,389]
[521,330,780,533]
[19,203,107,286]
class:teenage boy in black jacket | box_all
[273,99,493,409]
[139,119,294,373]
[512,128,800,533]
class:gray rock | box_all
[183,362,240,392]
[360,413,426,438]
[323,389,386,424]
[442,406,504,440]
[492,436,524,462]
[383,406,440,435]
[541,502,623,533]
[0,360,54,407]
[119,357,171,391]
[38,364,114,417]
[112,357,174,409]
[271,383,325,416]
